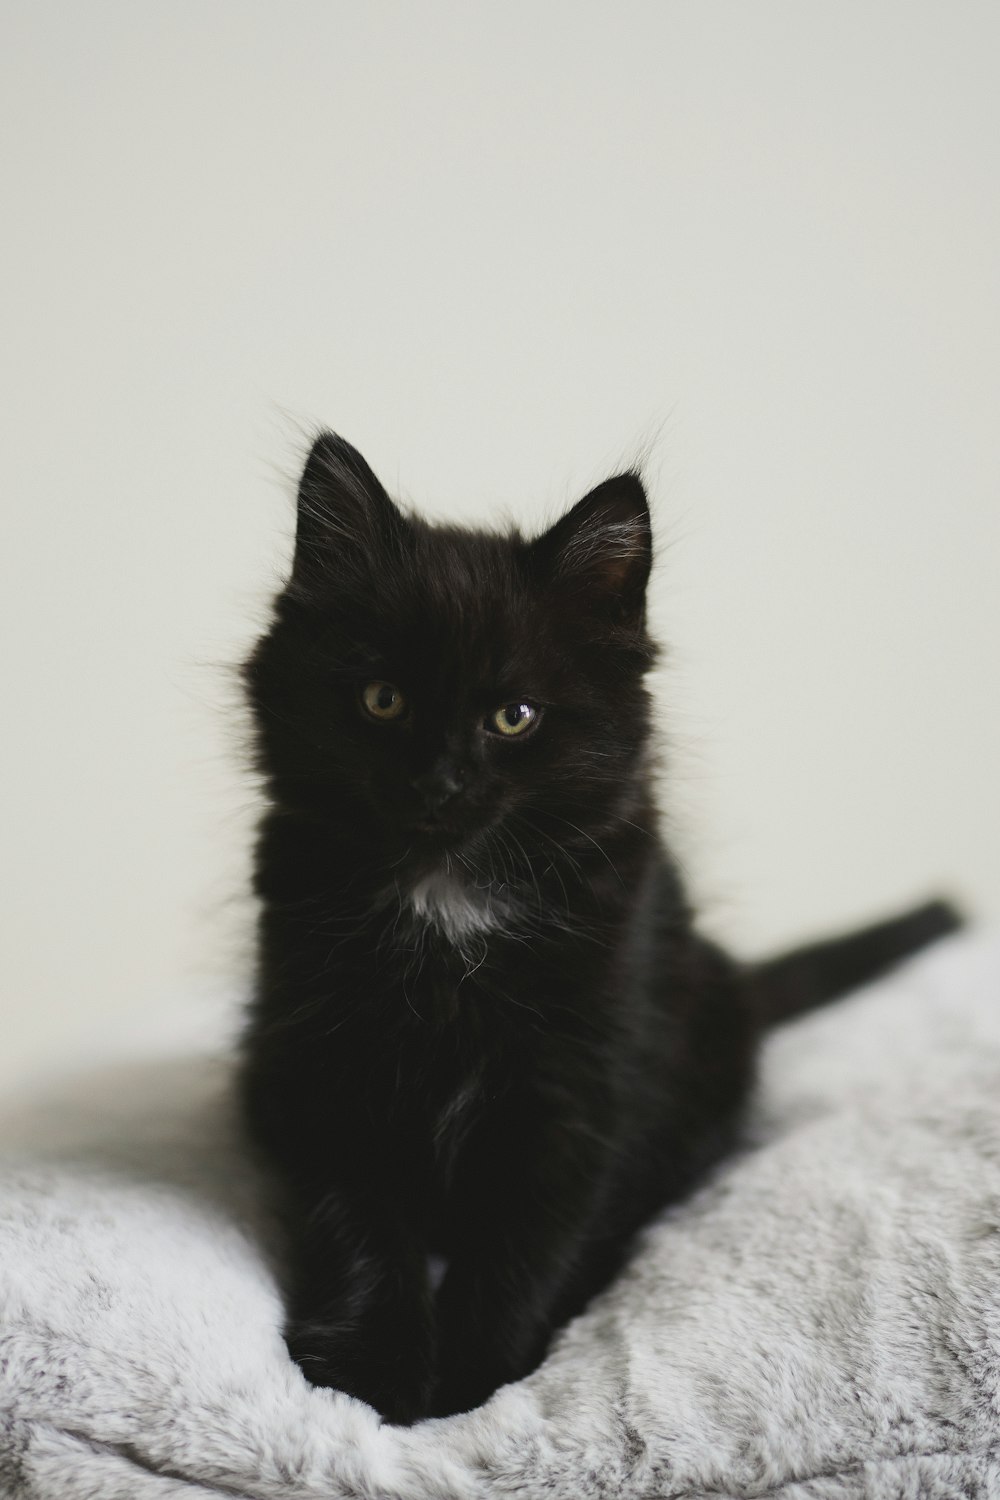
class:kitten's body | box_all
[241,435,957,1422]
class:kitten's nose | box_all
[411,761,464,814]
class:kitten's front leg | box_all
[283,1181,435,1425]
[432,1113,615,1417]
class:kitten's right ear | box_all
[291,432,406,589]
[531,471,652,625]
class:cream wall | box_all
[2,1,997,1089]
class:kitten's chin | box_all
[397,814,482,861]
[387,821,497,898]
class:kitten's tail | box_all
[748,898,963,1026]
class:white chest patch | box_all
[406,869,501,945]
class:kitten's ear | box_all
[291,432,406,588]
[533,472,652,622]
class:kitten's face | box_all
[246,435,656,896]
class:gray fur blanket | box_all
[2,932,999,1499]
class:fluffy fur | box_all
[239,434,958,1423]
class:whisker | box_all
[529,809,626,887]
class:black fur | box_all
[239,433,960,1423]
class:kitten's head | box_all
[245,434,657,901]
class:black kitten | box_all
[240,433,958,1424]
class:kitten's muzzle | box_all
[410,761,465,818]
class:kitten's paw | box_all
[284,1321,344,1391]
[429,1368,501,1419]
[285,1320,432,1425]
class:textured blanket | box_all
[1,932,999,1500]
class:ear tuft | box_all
[291,432,404,588]
[533,472,652,622]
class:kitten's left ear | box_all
[532,472,652,623]
[291,431,407,590]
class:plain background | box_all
[2,2,997,1091]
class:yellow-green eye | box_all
[361,681,408,721]
[489,702,539,737]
